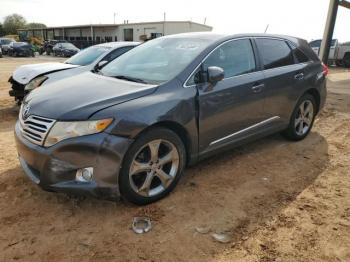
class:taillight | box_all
[322,62,329,76]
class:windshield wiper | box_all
[113,75,148,84]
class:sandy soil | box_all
[0,57,349,262]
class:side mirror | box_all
[96,60,108,70]
[207,66,225,84]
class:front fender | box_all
[91,81,199,160]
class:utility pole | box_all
[319,0,350,64]
[319,0,339,63]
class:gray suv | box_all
[15,33,327,205]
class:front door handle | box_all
[252,83,264,93]
[295,72,304,80]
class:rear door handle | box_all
[295,73,304,80]
[252,83,264,93]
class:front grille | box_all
[19,106,55,146]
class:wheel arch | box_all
[133,121,193,166]
[304,88,321,114]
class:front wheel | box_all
[282,94,316,141]
[119,128,186,205]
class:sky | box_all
[1,0,350,42]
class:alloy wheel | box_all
[295,100,314,136]
[129,139,180,197]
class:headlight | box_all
[44,118,113,147]
[24,76,48,91]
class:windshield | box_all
[61,43,77,49]
[309,39,336,48]
[65,46,110,66]
[100,37,212,84]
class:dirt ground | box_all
[0,56,349,262]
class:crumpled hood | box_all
[25,72,157,120]
[12,62,79,85]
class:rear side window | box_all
[256,39,294,70]
[203,39,256,78]
[291,46,310,63]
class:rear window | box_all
[256,39,294,70]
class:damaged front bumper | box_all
[14,121,133,200]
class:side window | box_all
[203,39,256,79]
[256,39,294,70]
[291,46,310,63]
[103,46,134,62]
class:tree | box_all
[26,23,47,29]
[3,14,26,35]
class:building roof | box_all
[18,21,212,31]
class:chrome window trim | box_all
[184,36,311,88]
[209,116,281,146]
[183,37,254,88]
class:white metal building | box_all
[18,21,212,44]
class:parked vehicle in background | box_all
[52,42,80,57]
[42,40,67,55]
[309,39,350,67]
[8,42,34,57]
[9,42,139,104]
[15,33,327,205]
[0,37,16,54]
[0,46,3,58]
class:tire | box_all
[344,53,350,68]
[335,60,344,67]
[119,127,186,205]
[282,94,316,141]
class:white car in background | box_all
[309,39,350,67]
[9,41,140,104]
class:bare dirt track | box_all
[0,57,350,262]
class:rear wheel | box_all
[344,53,350,68]
[119,128,186,205]
[282,94,316,141]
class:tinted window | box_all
[291,46,309,63]
[256,39,294,70]
[65,46,110,66]
[203,39,256,78]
